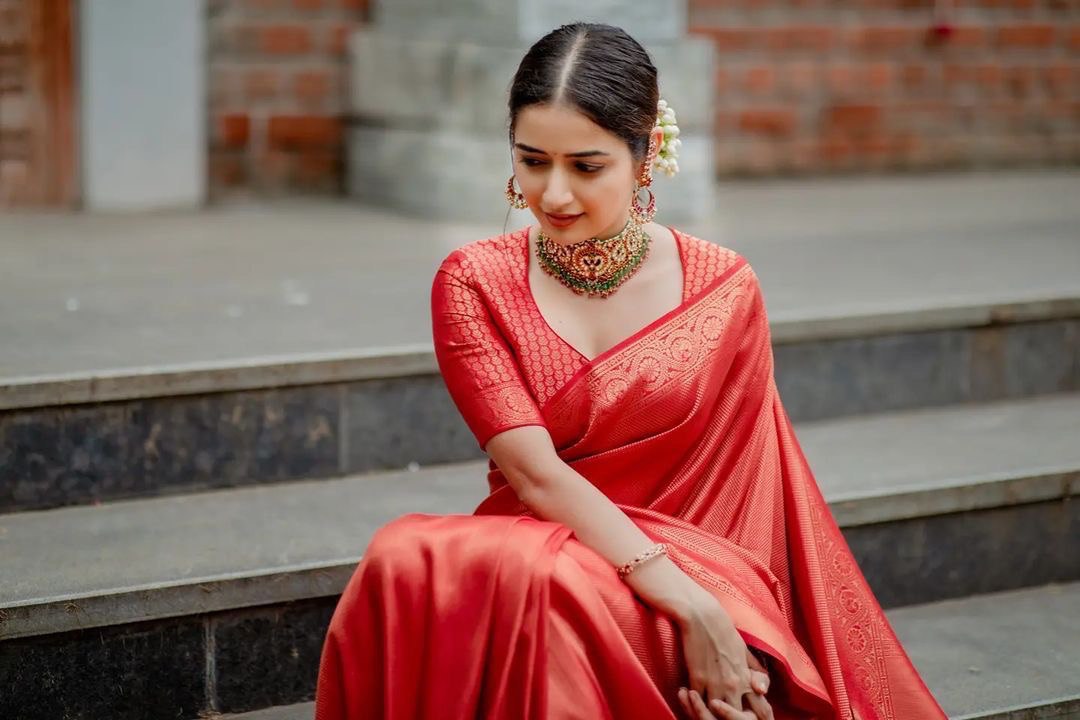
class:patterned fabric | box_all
[315,227,947,720]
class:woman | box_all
[315,22,946,720]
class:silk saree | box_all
[314,227,946,720]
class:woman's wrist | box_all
[622,554,715,623]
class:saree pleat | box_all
[315,228,946,719]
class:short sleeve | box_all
[431,259,547,450]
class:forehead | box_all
[513,103,626,155]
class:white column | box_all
[81,0,206,210]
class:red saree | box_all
[315,227,946,720]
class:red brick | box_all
[260,25,313,55]
[216,114,250,149]
[1041,64,1074,99]
[210,155,247,188]
[765,26,835,53]
[823,104,884,136]
[244,68,281,101]
[294,150,340,187]
[267,115,342,149]
[738,108,798,138]
[996,24,1056,49]
[862,62,895,94]
[825,64,858,96]
[340,0,368,10]
[899,63,932,93]
[947,26,989,49]
[714,68,732,96]
[293,68,339,107]
[1066,27,1080,53]
[816,135,854,165]
[849,26,921,52]
[1002,65,1038,99]
[779,61,819,98]
[740,65,776,96]
[292,0,323,10]
[689,26,759,53]
[327,23,354,56]
[244,0,281,12]
[974,64,1005,95]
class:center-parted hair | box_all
[508,23,659,163]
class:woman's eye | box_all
[520,158,545,166]
[577,164,602,173]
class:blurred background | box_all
[0,1,1077,719]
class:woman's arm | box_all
[485,425,712,621]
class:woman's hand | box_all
[675,590,773,719]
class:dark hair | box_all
[508,23,659,163]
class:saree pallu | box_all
[315,230,946,720]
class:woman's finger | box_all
[686,690,721,716]
[743,690,775,720]
[707,695,752,720]
[680,687,712,720]
[745,650,770,694]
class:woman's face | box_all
[512,103,653,244]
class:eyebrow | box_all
[513,142,610,158]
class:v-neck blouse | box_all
[431,225,744,450]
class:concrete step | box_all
[1,394,1077,719]
[216,583,1080,720]
[1,291,1077,513]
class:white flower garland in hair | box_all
[654,99,680,177]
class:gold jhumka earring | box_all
[629,142,657,225]
[505,175,528,209]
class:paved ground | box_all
[0,168,1076,380]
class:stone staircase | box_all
[2,172,1078,719]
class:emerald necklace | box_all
[535,218,651,299]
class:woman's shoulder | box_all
[668,227,751,291]
[435,227,529,283]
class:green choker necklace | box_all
[535,219,651,298]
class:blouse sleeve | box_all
[430,256,548,450]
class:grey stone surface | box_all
[971,319,1080,400]
[2,394,1078,639]
[774,326,972,421]
[891,583,1080,718]
[848,499,1078,608]
[344,375,483,473]
[0,386,342,512]
[775,318,1080,422]
[0,615,207,720]
[214,599,337,714]
[797,392,1080,525]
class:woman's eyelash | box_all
[519,158,602,173]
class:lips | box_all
[545,212,582,228]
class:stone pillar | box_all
[346,0,714,222]
[81,0,206,210]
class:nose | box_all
[541,166,574,211]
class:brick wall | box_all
[0,0,76,206]
[689,0,1078,175]
[207,0,1077,197]
[207,0,369,198]
[0,0,30,203]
